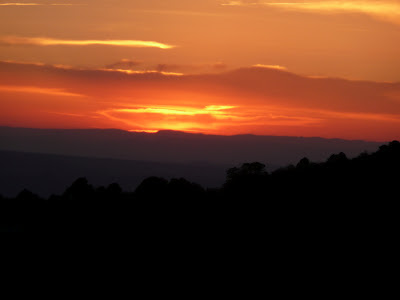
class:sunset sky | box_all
[1,0,400,141]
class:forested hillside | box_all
[1,141,399,232]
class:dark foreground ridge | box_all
[1,140,399,232]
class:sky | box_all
[0,0,400,141]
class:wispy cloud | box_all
[130,9,223,17]
[103,59,185,75]
[46,111,87,118]
[103,59,227,75]
[100,68,184,76]
[0,59,183,76]
[0,36,175,49]
[0,2,81,6]
[0,85,84,97]
[253,64,287,71]
[154,62,227,73]
[222,1,400,24]
[265,1,400,15]
[0,3,39,5]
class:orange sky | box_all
[1,0,400,141]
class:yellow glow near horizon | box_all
[205,105,237,111]
[128,129,159,133]
[113,105,238,118]
[0,36,175,49]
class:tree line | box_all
[1,140,399,232]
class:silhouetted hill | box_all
[0,150,229,197]
[0,127,381,167]
[1,140,398,233]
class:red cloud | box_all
[1,60,399,141]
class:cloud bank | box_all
[1,60,399,141]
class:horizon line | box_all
[0,125,388,143]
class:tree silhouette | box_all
[63,177,95,201]
[296,157,310,169]
[327,152,348,165]
[135,176,168,199]
[1,140,399,232]
[167,178,205,200]
[107,183,122,195]
[224,162,269,198]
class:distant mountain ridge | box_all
[0,150,229,197]
[0,127,384,197]
[0,126,381,166]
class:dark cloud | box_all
[104,60,228,74]
[105,59,142,70]
[155,62,227,73]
